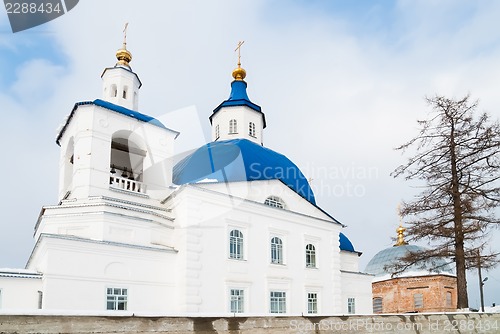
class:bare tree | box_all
[392,95,500,309]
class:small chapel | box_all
[0,36,373,315]
[365,225,457,313]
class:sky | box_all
[1,0,500,309]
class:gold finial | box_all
[116,23,132,67]
[232,40,246,81]
[394,224,408,246]
[394,204,408,246]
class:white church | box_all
[0,38,373,315]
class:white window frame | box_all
[270,237,284,264]
[229,119,238,134]
[307,292,318,314]
[230,289,245,313]
[347,297,356,314]
[215,124,220,140]
[305,244,316,268]
[229,229,244,260]
[106,287,128,311]
[264,196,285,209]
[270,291,286,314]
[248,122,256,137]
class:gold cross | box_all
[123,22,129,45]
[235,40,245,65]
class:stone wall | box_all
[0,313,499,334]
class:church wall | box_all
[372,274,457,313]
[197,180,333,222]
[339,251,360,272]
[167,186,344,315]
[340,271,373,314]
[57,104,176,203]
[27,235,177,313]
[211,106,264,144]
[0,276,41,310]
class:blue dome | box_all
[210,80,266,128]
[339,232,356,252]
[365,244,454,277]
[173,139,316,204]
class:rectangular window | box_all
[414,293,423,309]
[106,287,128,310]
[307,293,318,314]
[0,289,2,309]
[446,291,452,307]
[230,289,244,313]
[270,291,286,314]
[347,297,356,314]
[37,291,43,309]
[373,297,383,313]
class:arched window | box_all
[215,124,220,140]
[229,119,237,134]
[229,230,244,260]
[122,86,128,99]
[305,244,316,268]
[109,131,147,193]
[264,196,285,209]
[271,237,283,264]
[248,122,256,137]
[111,84,117,98]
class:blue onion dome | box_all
[365,244,454,277]
[173,139,316,204]
[339,232,356,252]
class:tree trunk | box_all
[450,121,469,309]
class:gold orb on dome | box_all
[116,47,132,66]
[232,66,246,81]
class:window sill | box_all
[270,262,286,267]
[228,257,246,262]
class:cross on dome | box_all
[115,22,132,67]
[232,40,246,81]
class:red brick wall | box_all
[372,274,457,313]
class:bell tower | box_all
[56,29,178,203]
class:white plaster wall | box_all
[211,106,264,145]
[101,67,140,111]
[34,198,174,247]
[28,236,177,313]
[167,186,345,315]
[339,251,361,272]
[0,277,41,310]
[57,103,177,203]
[194,180,333,222]
[340,271,374,314]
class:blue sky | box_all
[1,0,500,310]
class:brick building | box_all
[365,226,457,313]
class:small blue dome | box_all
[365,244,454,277]
[339,232,356,252]
[173,139,316,204]
[210,80,266,128]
